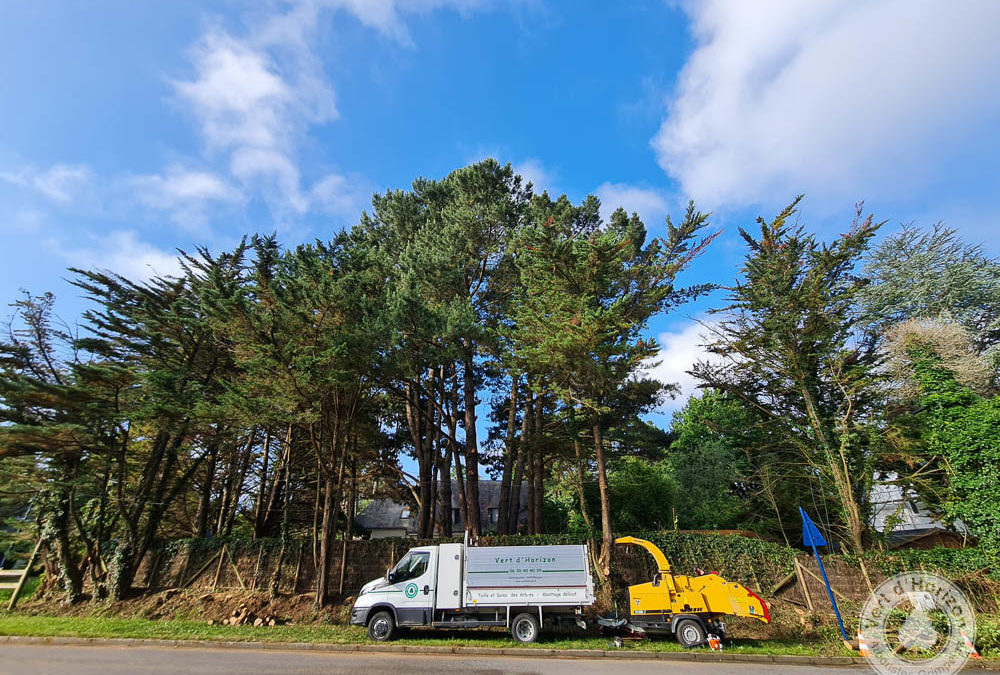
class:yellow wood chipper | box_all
[605,536,770,647]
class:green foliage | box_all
[511,197,715,420]
[859,546,999,581]
[542,457,677,535]
[906,349,1000,553]
[668,392,751,530]
[606,458,677,531]
[693,199,884,552]
[859,223,1000,358]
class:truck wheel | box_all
[675,619,706,648]
[511,612,540,644]
[368,611,396,642]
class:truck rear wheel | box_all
[511,612,540,644]
[368,610,396,642]
[675,619,706,648]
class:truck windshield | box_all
[391,551,429,583]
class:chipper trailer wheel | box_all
[511,612,540,644]
[368,610,397,642]
[675,619,707,648]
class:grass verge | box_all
[0,614,852,656]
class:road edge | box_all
[1,634,997,669]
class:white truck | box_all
[350,543,594,643]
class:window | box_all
[906,500,920,515]
[488,507,498,524]
[401,508,411,519]
[391,551,430,583]
[453,508,461,524]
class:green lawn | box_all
[0,614,852,656]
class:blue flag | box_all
[799,506,827,547]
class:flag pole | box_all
[799,507,849,642]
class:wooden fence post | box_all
[794,557,814,612]
[5,539,41,610]
[212,545,227,590]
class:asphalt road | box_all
[0,644,864,675]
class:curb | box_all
[1,635,997,669]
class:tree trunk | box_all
[259,427,292,537]
[532,393,544,534]
[452,440,468,532]
[315,476,336,609]
[497,375,519,536]
[508,387,531,534]
[44,478,83,604]
[462,353,481,537]
[800,383,866,553]
[593,420,613,577]
[253,427,272,537]
[222,440,253,536]
[406,380,434,538]
[426,372,438,535]
[339,461,357,594]
[268,432,293,599]
[439,436,453,537]
[196,440,219,537]
[315,436,349,610]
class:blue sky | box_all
[2,0,999,419]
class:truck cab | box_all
[352,546,439,631]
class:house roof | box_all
[355,480,529,534]
[355,498,412,531]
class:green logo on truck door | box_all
[404,583,418,598]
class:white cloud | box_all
[171,1,503,222]
[131,166,243,227]
[315,0,498,47]
[654,0,1000,208]
[0,163,93,203]
[512,158,555,194]
[172,26,337,220]
[6,0,506,262]
[646,319,721,414]
[311,172,372,221]
[595,182,669,227]
[230,147,309,214]
[46,230,184,281]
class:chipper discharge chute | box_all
[609,536,769,648]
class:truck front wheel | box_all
[675,618,706,648]
[368,610,396,642]
[511,612,540,644]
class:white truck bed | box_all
[463,545,594,607]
